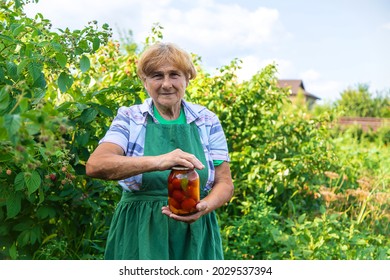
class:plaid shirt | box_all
[99,98,230,192]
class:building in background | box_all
[277,79,320,109]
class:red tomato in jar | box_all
[181,198,197,212]
[169,197,181,210]
[172,190,185,202]
[171,178,181,190]
[186,185,199,201]
[168,183,174,193]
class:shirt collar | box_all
[139,98,153,115]
[140,98,203,124]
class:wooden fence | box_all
[337,117,389,132]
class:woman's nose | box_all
[162,76,172,88]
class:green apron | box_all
[104,116,224,260]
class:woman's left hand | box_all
[161,200,208,224]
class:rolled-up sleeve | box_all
[99,106,130,153]
[209,115,230,162]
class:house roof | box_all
[277,79,320,100]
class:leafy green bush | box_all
[0,0,121,259]
[188,63,338,217]
[270,213,389,260]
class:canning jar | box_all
[167,166,200,215]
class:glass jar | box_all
[167,166,200,215]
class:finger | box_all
[191,156,205,170]
[162,209,172,218]
[182,153,204,170]
[196,201,207,212]
[161,205,170,210]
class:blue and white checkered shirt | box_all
[99,98,230,192]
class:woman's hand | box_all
[161,200,209,224]
[86,144,204,180]
[156,148,205,171]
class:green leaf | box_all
[25,171,42,195]
[92,37,100,51]
[14,0,22,8]
[6,192,22,219]
[0,67,5,82]
[79,55,90,73]
[355,239,367,245]
[32,88,46,104]
[4,114,21,141]
[9,243,17,260]
[31,226,41,245]
[25,121,41,136]
[14,172,25,191]
[32,72,47,89]
[0,87,10,111]
[42,234,57,245]
[17,59,29,76]
[75,47,83,55]
[55,53,67,68]
[6,61,18,80]
[17,230,30,246]
[51,42,63,52]
[298,213,306,224]
[19,43,33,58]
[97,105,114,117]
[0,225,9,236]
[76,131,90,146]
[27,61,42,82]
[57,72,74,93]
[0,149,12,162]
[83,74,91,85]
[78,39,89,52]
[181,178,188,191]
[80,107,98,124]
[56,101,72,112]
[38,184,45,204]
[12,24,24,37]
[36,206,56,219]
[0,34,13,43]
[13,220,34,231]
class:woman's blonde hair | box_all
[137,42,197,81]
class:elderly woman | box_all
[86,42,234,260]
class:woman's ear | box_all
[142,79,149,91]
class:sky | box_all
[24,0,390,103]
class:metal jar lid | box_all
[171,165,190,171]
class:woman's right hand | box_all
[86,144,204,180]
[156,149,205,171]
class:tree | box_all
[336,84,389,117]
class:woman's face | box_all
[143,62,189,111]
